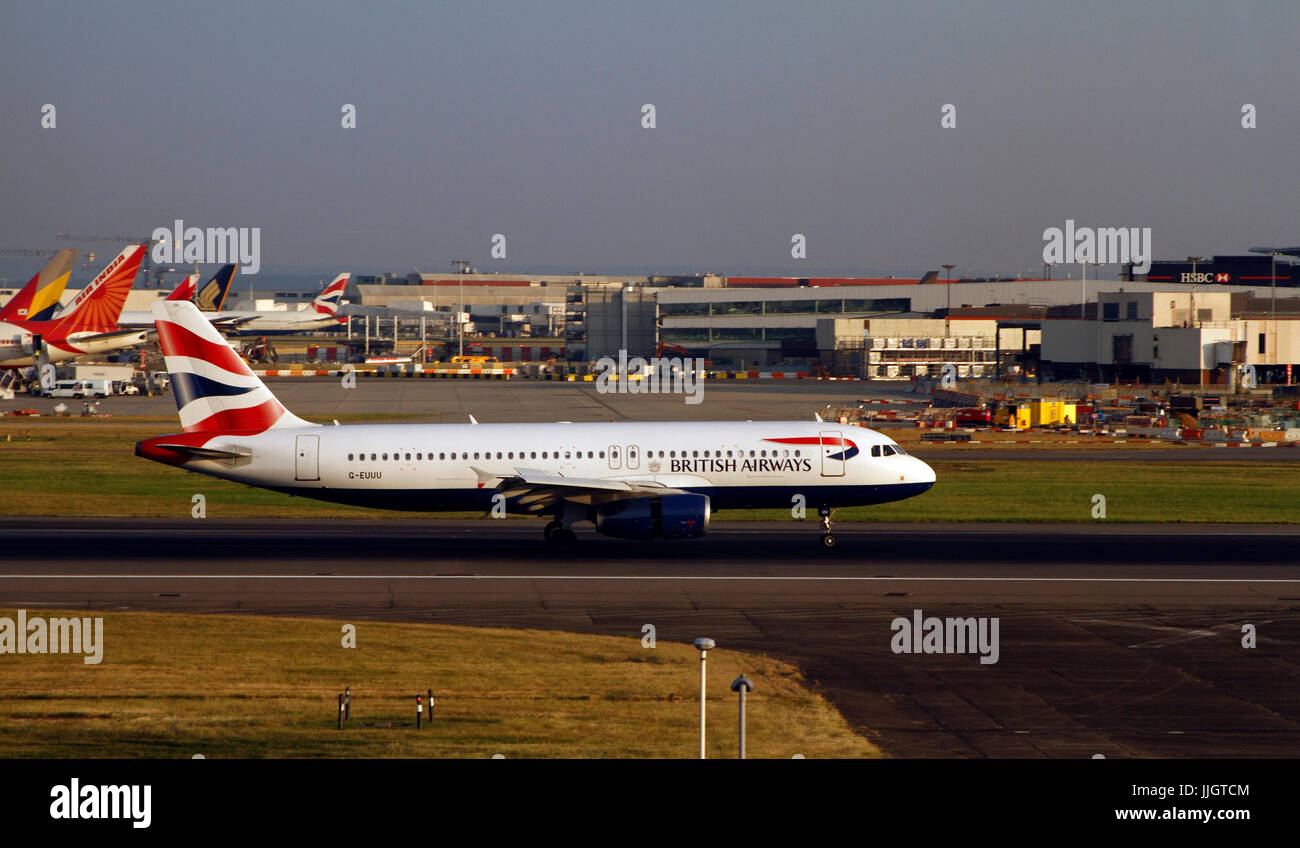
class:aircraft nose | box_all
[911,456,936,485]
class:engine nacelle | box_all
[594,493,710,540]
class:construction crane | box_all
[56,232,169,286]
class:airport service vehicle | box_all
[47,379,110,399]
[0,245,149,369]
[137,302,936,547]
[0,249,78,323]
[204,274,350,335]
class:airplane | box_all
[207,273,351,335]
[0,244,149,369]
[116,264,236,328]
[0,249,78,323]
[136,301,936,547]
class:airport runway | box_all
[3,518,1299,758]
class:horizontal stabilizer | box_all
[151,443,252,460]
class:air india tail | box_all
[310,273,350,315]
[0,249,78,323]
[47,244,147,336]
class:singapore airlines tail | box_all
[194,264,237,311]
[0,249,78,323]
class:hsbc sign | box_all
[1180,272,1231,283]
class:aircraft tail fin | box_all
[0,249,78,323]
[310,273,349,315]
[150,300,312,434]
[195,264,237,311]
[48,244,147,334]
[165,273,200,302]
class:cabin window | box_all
[794,450,800,457]
[691,451,698,458]
[542,452,548,459]
[749,451,755,457]
[726,450,732,458]
[599,451,605,458]
[370,453,377,461]
[473,452,480,459]
[565,451,571,459]
[347,453,353,461]
[703,450,710,458]
[496,452,503,459]
[405,453,411,460]
[760,450,767,457]
[382,453,388,460]
[439,453,445,460]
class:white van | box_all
[47,379,111,399]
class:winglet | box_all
[468,414,478,425]
[814,412,823,422]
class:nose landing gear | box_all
[818,505,837,550]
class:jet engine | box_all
[593,493,710,540]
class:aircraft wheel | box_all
[820,533,838,550]
[543,520,561,542]
[556,529,578,546]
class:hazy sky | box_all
[2,1,1298,279]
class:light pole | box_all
[1188,257,1204,390]
[694,637,714,759]
[730,675,754,759]
[1080,261,1090,320]
[452,259,470,357]
[942,264,956,337]
[1187,256,1203,328]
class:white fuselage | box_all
[166,420,934,513]
[207,311,344,335]
[0,322,148,368]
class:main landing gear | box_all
[544,519,577,546]
[818,505,837,550]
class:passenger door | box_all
[295,434,320,481]
[819,431,845,477]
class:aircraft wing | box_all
[471,466,686,511]
[210,315,258,327]
[74,328,151,343]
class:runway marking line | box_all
[3,575,1300,584]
